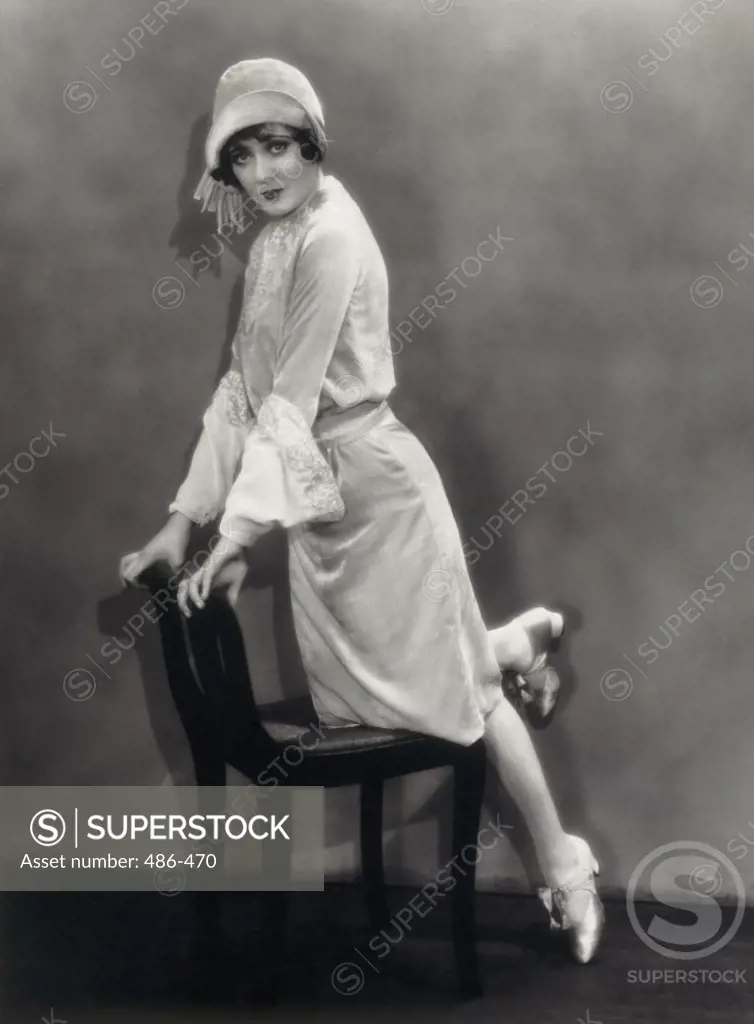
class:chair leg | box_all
[187,890,224,1001]
[451,743,487,998]
[360,778,391,932]
[187,753,227,998]
[256,891,289,1003]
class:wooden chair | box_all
[142,566,487,999]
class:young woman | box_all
[119,57,604,963]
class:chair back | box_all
[142,567,281,771]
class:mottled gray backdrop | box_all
[2,0,754,901]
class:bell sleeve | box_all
[168,347,252,526]
[218,225,361,546]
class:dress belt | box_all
[312,399,391,446]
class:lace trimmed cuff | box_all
[216,368,252,427]
[218,393,346,542]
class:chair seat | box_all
[257,695,435,755]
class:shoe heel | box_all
[571,834,599,875]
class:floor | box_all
[2,885,752,1023]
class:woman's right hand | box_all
[119,512,192,588]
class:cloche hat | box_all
[194,57,328,231]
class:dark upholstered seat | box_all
[258,694,436,753]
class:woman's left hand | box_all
[177,536,246,617]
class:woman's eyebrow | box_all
[256,125,295,141]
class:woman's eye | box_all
[231,150,251,165]
[268,140,289,155]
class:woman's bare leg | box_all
[482,693,605,963]
[482,696,578,883]
[482,615,603,961]
[485,611,577,880]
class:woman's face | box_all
[227,123,320,218]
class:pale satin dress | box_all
[170,173,503,745]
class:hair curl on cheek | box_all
[212,126,324,190]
